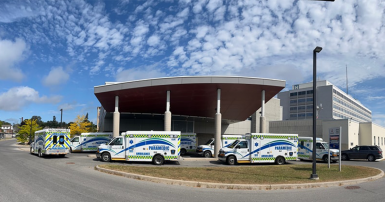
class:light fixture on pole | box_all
[310,46,322,180]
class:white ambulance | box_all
[96,131,180,165]
[30,129,71,157]
[298,137,339,163]
[196,135,245,158]
[218,133,298,165]
[180,133,197,156]
[70,132,113,152]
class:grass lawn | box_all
[98,164,381,184]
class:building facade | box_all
[278,80,372,123]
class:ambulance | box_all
[70,132,112,152]
[218,133,298,165]
[180,133,197,156]
[196,135,245,158]
[30,129,71,157]
[97,131,180,165]
[298,137,339,163]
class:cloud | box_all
[116,63,167,82]
[42,66,70,86]
[0,87,62,111]
[0,38,27,82]
[58,102,86,111]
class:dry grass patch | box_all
[98,164,381,184]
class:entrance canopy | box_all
[94,76,285,121]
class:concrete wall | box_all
[278,91,290,120]
[359,122,385,152]
[251,97,283,133]
[269,119,323,137]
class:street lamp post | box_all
[311,46,322,180]
[60,109,63,128]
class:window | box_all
[59,136,65,144]
[290,107,297,111]
[72,137,79,142]
[298,98,306,104]
[307,90,313,94]
[307,105,313,110]
[307,98,313,102]
[237,141,248,149]
[290,100,297,104]
[361,146,370,150]
[290,114,297,118]
[298,106,305,110]
[374,136,376,145]
[316,143,324,149]
[306,113,313,117]
[298,91,306,96]
[290,92,298,96]
[53,136,57,144]
[110,138,123,146]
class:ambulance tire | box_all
[153,155,164,165]
[180,149,187,156]
[227,156,236,165]
[323,155,329,163]
[203,151,212,158]
[275,156,285,165]
[101,153,111,162]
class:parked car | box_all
[341,146,382,161]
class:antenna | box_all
[346,65,348,95]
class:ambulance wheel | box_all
[180,149,187,156]
[323,155,329,163]
[153,155,164,165]
[101,153,111,162]
[227,156,236,165]
[275,156,285,165]
[203,151,212,158]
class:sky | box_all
[0,0,384,127]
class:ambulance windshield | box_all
[228,140,240,149]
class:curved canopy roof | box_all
[94,76,285,121]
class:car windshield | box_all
[228,140,240,149]
[321,143,329,149]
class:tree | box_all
[17,119,42,144]
[69,115,91,138]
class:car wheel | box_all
[275,156,285,165]
[323,155,329,163]
[227,156,236,165]
[153,155,164,165]
[203,151,212,158]
[367,155,375,162]
[341,154,349,161]
[101,153,111,162]
[180,149,187,156]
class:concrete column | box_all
[164,91,172,131]
[113,96,120,137]
[260,90,266,133]
[214,89,222,158]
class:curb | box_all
[95,165,384,190]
